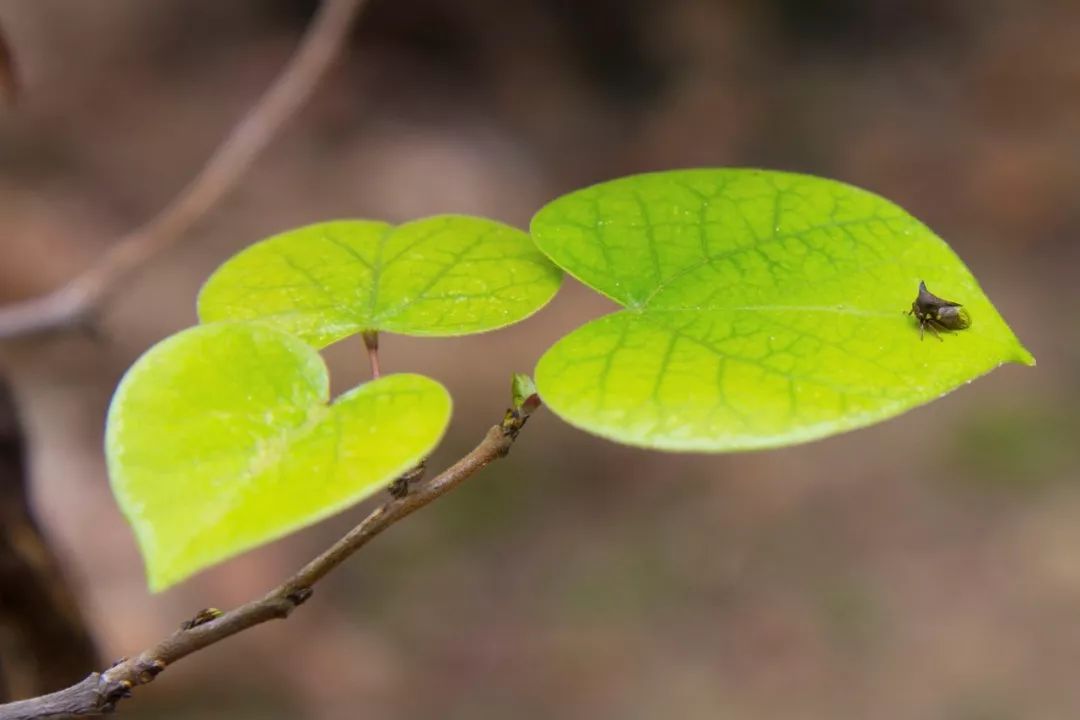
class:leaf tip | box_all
[145,565,175,594]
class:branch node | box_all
[388,476,409,498]
[138,659,167,684]
[388,460,426,498]
[500,406,535,446]
[100,677,134,706]
[286,586,314,607]
[180,607,223,630]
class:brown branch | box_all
[0,0,366,340]
[0,378,100,701]
[0,403,538,720]
[0,18,20,105]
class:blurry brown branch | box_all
[0,19,20,105]
[0,380,99,701]
[0,0,366,340]
[0,403,538,720]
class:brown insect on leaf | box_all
[0,18,21,104]
[906,281,972,340]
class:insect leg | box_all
[925,319,945,341]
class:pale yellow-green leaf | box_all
[532,169,1034,451]
[106,322,451,590]
[198,215,562,347]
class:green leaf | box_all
[197,215,563,348]
[510,372,538,411]
[531,169,1034,452]
[106,322,451,591]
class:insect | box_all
[906,281,971,340]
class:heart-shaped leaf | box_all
[531,169,1034,452]
[197,215,563,348]
[106,322,451,590]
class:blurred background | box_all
[0,0,1076,718]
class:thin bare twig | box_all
[0,403,539,720]
[0,0,366,340]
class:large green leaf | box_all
[106,322,451,590]
[198,215,562,348]
[531,169,1034,452]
